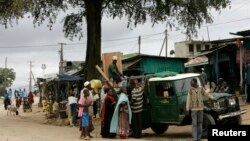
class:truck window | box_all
[174,77,201,93]
[155,82,174,97]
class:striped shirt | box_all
[131,86,143,113]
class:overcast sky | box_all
[1,0,250,90]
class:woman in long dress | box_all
[101,88,117,138]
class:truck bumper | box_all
[218,109,247,120]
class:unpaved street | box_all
[0,97,249,141]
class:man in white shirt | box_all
[68,89,77,127]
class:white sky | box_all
[1,0,250,90]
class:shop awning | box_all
[57,73,83,81]
[184,56,208,68]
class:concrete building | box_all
[175,40,214,58]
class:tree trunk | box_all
[84,1,102,81]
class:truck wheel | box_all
[151,123,169,134]
[202,113,215,138]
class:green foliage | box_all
[22,0,230,39]
[0,0,32,28]
[0,68,16,87]
[0,0,231,80]
[0,0,231,38]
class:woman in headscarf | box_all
[110,92,132,139]
[101,87,117,138]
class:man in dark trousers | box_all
[130,77,144,138]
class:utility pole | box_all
[206,26,210,41]
[58,42,66,73]
[165,29,168,57]
[29,61,33,93]
[4,57,7,87]
[5,57,7,68]
[41,64,46,77]
[138,36,141,55]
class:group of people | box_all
[66,75,144,140]
[3,87,34,110]
[209,78,230,93]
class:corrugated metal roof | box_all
[122,58,141,71]
[184,56,208,68]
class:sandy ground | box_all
[0,97,249,141]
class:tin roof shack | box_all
[200,37,250,94]
[37,71,83,113]
[122,54,187,76]
[231,30,250,97]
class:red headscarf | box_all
[101,88,116,127]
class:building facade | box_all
[175,40,214,58]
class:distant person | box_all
[27,91,34,109]
[108,56,123,84]
[68,89,77,127]
[4,93,11,110]
[209,81,218,93]
[19,89,23,102]
[8,88,12,98]
[186,78,214,141]
[23,88,27,101]
[217,78,223,91]
[218,81,229,93]
[200,68,208,85]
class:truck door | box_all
[150,81,179,123]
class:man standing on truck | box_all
[186,78,214,141]
[130,77,144,138]
[108,56,123,85]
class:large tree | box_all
[0,0,231,81]
[0,68,16,87]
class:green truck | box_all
[139,72,247,137]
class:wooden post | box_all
[95,65,113,87]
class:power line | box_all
[0,32,163,49]
[206,17,250,27]
[1,16,250,49]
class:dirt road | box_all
[0,97,249,141]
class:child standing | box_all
[110,93,132,139]
[118,102,130,139]
[78,89,92,140]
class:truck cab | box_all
[139,72,247,136]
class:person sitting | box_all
[209,81,218,93]
[218,81,229,93]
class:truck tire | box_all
[151,123,169,134]
[202,113,215,138]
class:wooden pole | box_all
[95,65,113,87]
